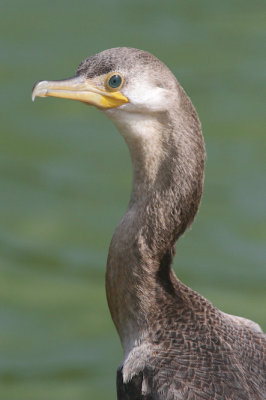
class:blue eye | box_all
[108,74,122,89]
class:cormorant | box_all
[32,47,266,400]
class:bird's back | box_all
[118,280,266,400]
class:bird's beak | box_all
[32,75,129,109]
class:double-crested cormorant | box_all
[32,48,265,400]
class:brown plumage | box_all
[32,47,266,400]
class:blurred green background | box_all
[1,1,265,399]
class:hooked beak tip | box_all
[32,80,49,102]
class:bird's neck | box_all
[105,106,205,354]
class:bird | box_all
[32,47,266,400]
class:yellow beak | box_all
[32,75,129,109]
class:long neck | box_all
[105,100,205,353]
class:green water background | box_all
[1,1,265,399]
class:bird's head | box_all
[32,47,179,120]
[32,47,205,243]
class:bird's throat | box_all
[110,112,165,198]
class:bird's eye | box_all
[106,73,123,91]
